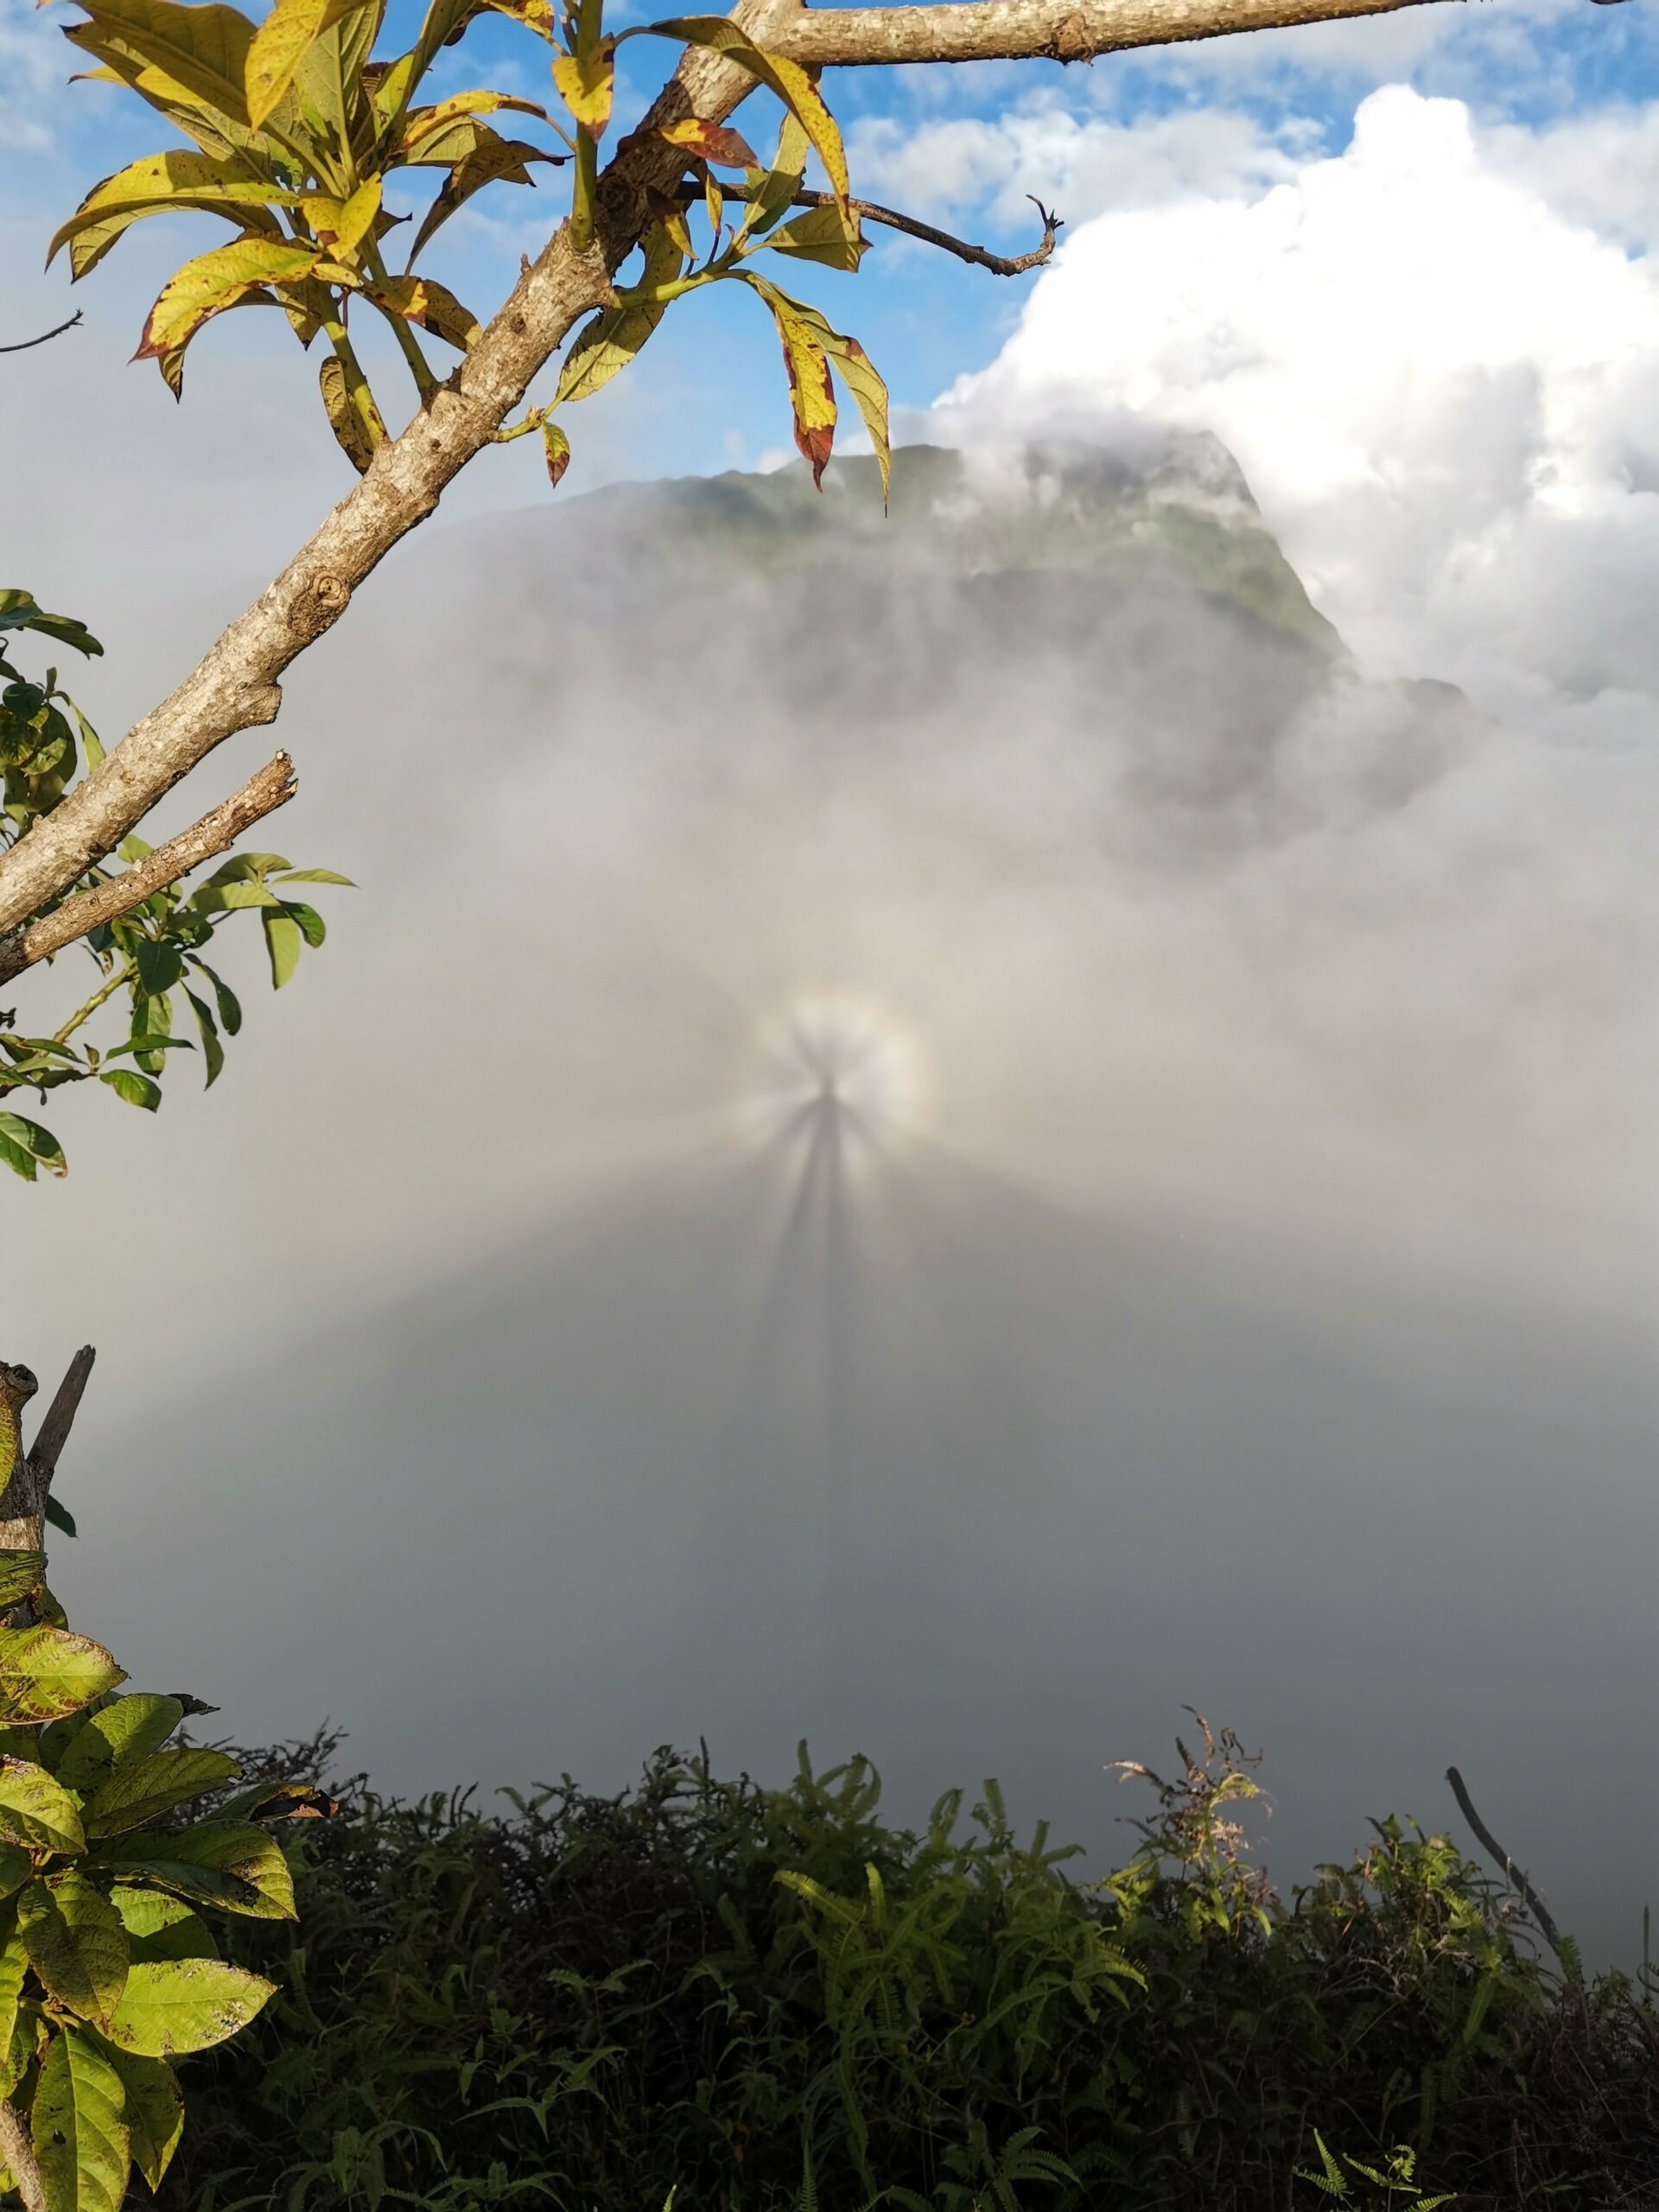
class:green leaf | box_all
[0,1113,67,1181]
[98,1959,275,2057]
[20,1875,130,2022]
[98,2044,182,2190]
[262,908,302,988]
[132,941,182,995]
[278,899,326,949]
[188,880,280,913]
[192,962,242,1037]
[0,1847,34,1904]
[0,1630,125,1729]
[0,1557,44,1611]
[182,990,225,1088]
[273,868,354,885]
[0,596,103,658]
[765,204,869,272]
[43,1499,78,1542]
[31,2026,130,2212]
[0,1926,28,2094]
[0,1762,86,1855]
[99,1821,296,1922]
[55,1700,184,1796]
[111,1890,217,1965]
[99,1070,161,1113]
[84,1750,241,1841]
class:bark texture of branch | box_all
[0,752,298,987]
[771,0,1442,66]
[0,1345,94,1554]
[0,2096,47,2212]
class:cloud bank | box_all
[932,86,1659,759]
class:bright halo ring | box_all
[734,988,933,1166]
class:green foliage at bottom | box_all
[161,1723,1659,2212]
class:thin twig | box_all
[683,182,1064,275]
[1446,1764,1569,1967]
[0,752,296,986]
[0,2094,46,2212]
[0,310,82,356]
[799,188,1062,275]
[26,1345,96,1497]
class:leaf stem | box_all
[321,315,385,450]
[53,957,134,1048]
[365,245,439,400]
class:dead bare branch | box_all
[701,184,1064,274]
[25,1345,96,1498]
[0,310,82,355]
[1446,1764,1571,1971]
[0,752,298,987]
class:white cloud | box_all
[934,86,1659,735]
[849,102,1313,230]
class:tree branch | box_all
[0,0,799,945]
[0,310,82,356]
[0,2097,47,2212]
[0,1346,94,1556]
[24,1346,96,1500]
[1445,1764,1571,1971]
[770,0,1447,67]
[811,188,1061,274]
[0,752,297,987]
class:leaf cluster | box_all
[0,594,348,1185]
[143,1724,1659,2212]
[52,0,893,493]
[0,1552,321,2207]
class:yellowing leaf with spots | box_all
[99,1959,276,2058]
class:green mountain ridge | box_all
[561,435,1346,658]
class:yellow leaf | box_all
[368,273,480,349]
[739,272,889,501]
[550,45,613,136]
[318,352,383,471]
[555,223,680,404]
[67,0,257,125]
[626,18,847,207]
[245,0,364,130]
[136,234,319,391]
[658,117,758,169]
[397,88,550,151]
[48,150,295,277]
[310,175,379,257]
[542,418,570,486]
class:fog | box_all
[7,437,1656,1961]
